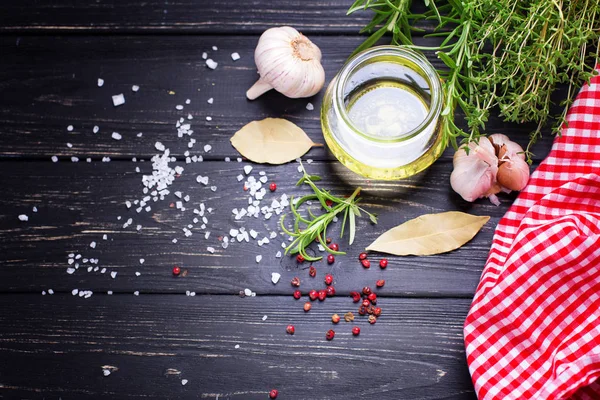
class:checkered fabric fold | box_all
[464,68,600,400]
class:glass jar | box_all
[321,46,444,180]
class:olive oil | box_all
[321,46,444,180]
[346,79,430,138]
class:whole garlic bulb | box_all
[451,134,530,204]
[450,138,499,202]
[247,26,325,100]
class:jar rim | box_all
[334,45,442,143]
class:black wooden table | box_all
[0,2,556,399]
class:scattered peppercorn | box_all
[368,293,377,304]
[367,305,375,315]
[368,315,377,324]
[325,199,333,207]
[308,290,318,301]
[362,286,372,296]
[344,312,355,322]
[308,266,316,277]
[296,254,305,263]
[303,302,312,312]
[350,291,361,303]
[291,277,300,287]
[172,266,181,276]
[352,326,361,336]
[326,237,332,244]
[328,243,339,251]
[327,254,335,264]
[286,325,295,334]
[324,274,333,285]
[326,286,336,297]
[269,182,277,192]
[318,290,327,301]
[358,305,367,315]
[361,259,371,269]
[362,299,370,308]
[326,329,335,340]
[376,279,385,288]
[359,252,368,260]
[379,258,388,269]
[331,314,340,324]
[269,389,278,399]
[293,290,301,299]
[373,307,382,317]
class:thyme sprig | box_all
[348,0,600,161]
[280,165,377,262]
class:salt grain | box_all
[207,97,214,104]
[207,247,215,254]
[271,272,281,284]
[206,59,218,69]
[185,99,191,105]
[51,156,58,162]
[181,379,188,386]
[72,289,79,295]
[18,214,28,221]
[103,234,108,240]
[202,52,208,59]
[154,141,165,151]
[204,144,212,152]
[134,291,140,296]
[71,157,79,162]
[212,45,218,51]
[66,267,75,274]
[231,52,240,61]
[93,125,100,133]
[244,165,253,175]
[256,255,262,263]
[103,369,111,377]
[206,116,212,121]
[112,93,125,107]
[97,78,104,87]
[110,271,117,279]
[234,344,240,349]
[244,288,252,296]
[48,289,54,295]
[176,105,184,110]
[306,102,314,111]
[111,132,122,140]
[107,290,113,295]
[275,251,282,258]
[67,125,74,132]
[132,85,140,92]
[262,315,268,321]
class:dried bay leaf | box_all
[230,118,322,164]
[366,211,490,256]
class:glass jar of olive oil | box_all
[321,46,444,180]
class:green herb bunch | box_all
[348,0,600,160]
[280,165,377,261]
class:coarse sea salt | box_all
[262,315,268,321]
[132,85,140,92]
[256,255,262,263]
[67,125,74,132]
[207,97,214,104]
[18,214,28,221]
[93,125,100,133]
[51,156,58,162]
[306,102,314,111]
[244,288,252,296]
[181,379,188,386]
[111,271,117,279]
[206,59,218,70]
[231,52,240,61]
[202,52,207,59]
[112,94,125,107]
[112,132,122,140]
[271,272,281,284]
[97,78,104,87]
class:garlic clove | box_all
[489,133,526,161]
[497,156,530,191]
[450,139,499,202]
[247,26,325,100]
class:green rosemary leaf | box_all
[369,213,378,225]
[349,209,356,246]
[340,207,349,238]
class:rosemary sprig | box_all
[348,0,600,161]
[280,165,377,262]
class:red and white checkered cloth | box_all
[464,68,600,400]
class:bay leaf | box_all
[230,118,321,164]
[365,211,490,256]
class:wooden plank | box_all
[0,1,435,35]
[0,294,476,399]
[1,159,510,296]
[0,35,556,162]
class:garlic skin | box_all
[489,133,530,191]
[247,26,325,100]
[450,138,499,202]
